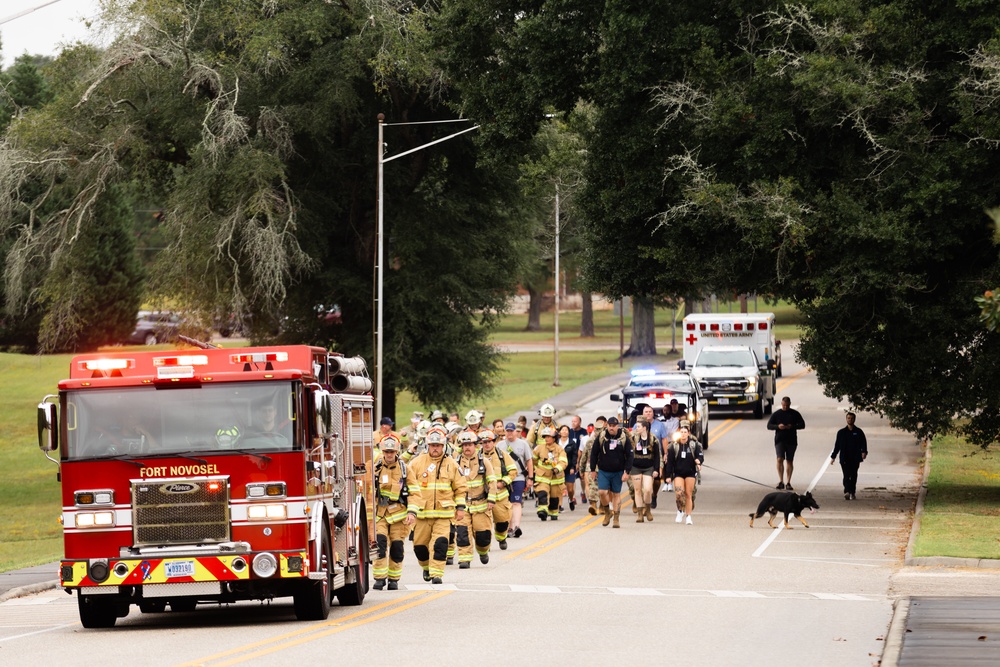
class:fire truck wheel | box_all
[170,599,197,613]
[139,600,167,613]
[336,521,368,606]
[294,528,332,621]
[78,594,118,628]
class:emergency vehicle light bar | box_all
[630,368,657,377]
[230,352,288,364]
[153,355,208,367]
[646,392,672,399]
[79,358,134,372]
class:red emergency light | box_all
[230,352,289,364]
[734,323,743,331]
[686,323,695,331]
[710,324,719,331]
[153,355,208,367]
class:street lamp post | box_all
[374,114,479,422]
[553,183,560,387]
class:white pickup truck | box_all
[688,345,776,419]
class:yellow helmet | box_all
[540,426,557,439]
[458,429,479,445]
[477,429,497,442]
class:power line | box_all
[0,1,68,27]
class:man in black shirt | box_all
[588,417,634,529]
[830,411,868,500]
[766,396,806,490]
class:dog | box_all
[749,491,819,529]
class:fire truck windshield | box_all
[64,382,297,460]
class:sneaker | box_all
[387,580,398,590]
[845,492,851,500]
[776,482,785,490]
[459,562,470,569]
[480,553,489,564]
[685,515,693,525]
[373,578,386,590]
[675,510,685,523]
[785,484,794,491]
[431,577,443,584]
[513,527,523,538]
[850,493,857,500]
[651,496,658,509]
[569,500,576,511]
[499,539,507,551]
[422,570,431,582]
[665,483,673,492]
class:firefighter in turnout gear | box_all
[477,429,516,549]
[405,426,468,584]
[456,429,497,567]
[532,426,568,521]
[526,403,560,448]
[372,435,408,590]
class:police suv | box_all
[610,368,710,447]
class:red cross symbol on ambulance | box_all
[685,333,697,346]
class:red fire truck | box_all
[36,344,377,628]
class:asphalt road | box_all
[0,352,922,666]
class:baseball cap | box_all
[505,422,516,431]
[607,416,620,425]
[678,419,691,429]
[379,417,394,426]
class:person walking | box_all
[830,411,868,500]
[588,417,634,528]
[630,417,661,523]
[371,435,409,590]
[567,415,589,506]
[576,425,601,515]
[558,424,578,511]
[766,396,806,490]
[497,422,534,538]
[405,427,468,584]
[663,420,703,525]
[642,405,669,507]
[532,426,568,521]
[526,403,560,447]
[479,429,517,549]
[455,430,497,567]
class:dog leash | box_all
[700,463,774,488]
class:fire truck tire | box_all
[139,600,167,613]
[78,594,119,628]
[337,521,368,606]
[753,400,764,419]
[294,528,332,620]
[170,599,197,612]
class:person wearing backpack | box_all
[588,417,634,528]
[532,427,569,521]
[630,417,661,523]
[372,435,409,590]
[663,420,704,525]
[498,422,535,538]
[479,429,518,549]
[455,430,497,568]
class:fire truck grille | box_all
[132,478,231,546]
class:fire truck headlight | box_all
[75,511,116,528]
[248,504,287,521]
[252,553,278,578]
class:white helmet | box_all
[540,426,557,438]
[465,409,482,426]
[477,429,497,442]
[430,409,445,422]
[458,429,479,445]
[539,403,556,418]
[417,419,431,436]
[425,426,448,445]
[379,435,400,452]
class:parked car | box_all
[610,368,710,447]
[126,311,181,345]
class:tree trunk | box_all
[525,286,542,331]
[684,296,695,316]
[579,290,594,337]
[739,293,748,313]
[625,296,656,357]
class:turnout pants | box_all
[492,497,512,541]
[456,510,493,562]
[535,480,564,518]
[413,517,452,579]
[373,517,408,581]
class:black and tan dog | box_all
[749,491,819,529]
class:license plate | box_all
[717,398,729,405]
[165,560,195,578]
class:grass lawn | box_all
[913,434,1000,559]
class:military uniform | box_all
[576,436,601,515]
[532,440,568,520]
[406,449,468,582]
[372,455,409,587]
[455,449,497,566]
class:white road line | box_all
[710,590,767,598]
[0,623,77,643]
[398,583,884,601]
[752,459,837,559]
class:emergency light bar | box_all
[153,355,208,367]
[688,322,766,331]
[156,366,196,380]
[646,392,672,399]
[79,358,134,372]
[230,352,288,364]
[630,368,657,377]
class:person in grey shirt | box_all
[498,422,534,538]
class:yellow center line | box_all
[776,367,811,393]
[505,511,597,559]
[709,419,740,441]
[174,591,428,667]
[524,499,634,560]
[200,591,453,667]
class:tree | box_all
[0,54,54,132]
[1,0,532,418]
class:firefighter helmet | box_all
[540,426,557,439]
[477,429,497,443]
[216,426,240,449]
[417,419,431,436]
[425,426,448,445]
[458,429,479,445]
[465,409,482,426]
[445,422,463,435]
[429,409,445,422]
[380,435,400,452]
[539,403,556,418]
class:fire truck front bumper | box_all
[60,552,309,589]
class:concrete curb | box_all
[880,597,911,667]
[0,579,59,604]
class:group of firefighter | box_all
[368,403,703,587]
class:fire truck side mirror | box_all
[37,402,58,452]
[314,390,332,436]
